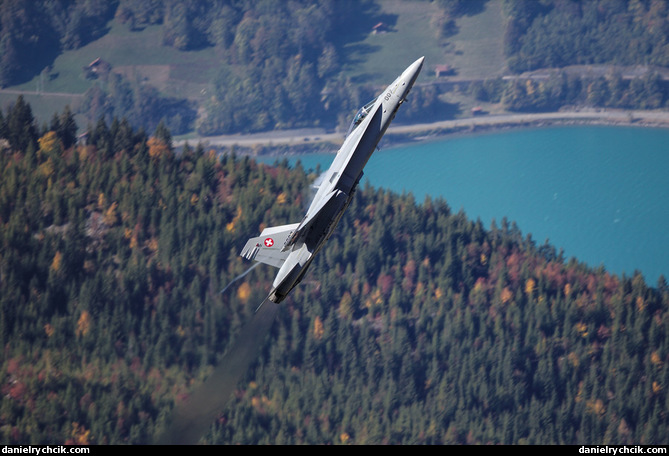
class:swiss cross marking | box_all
[264,238,274,247]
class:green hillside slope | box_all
[1,100,667,444]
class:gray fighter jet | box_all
[241,57,424,305]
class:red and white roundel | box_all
[264,238,274,247]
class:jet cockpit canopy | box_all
[346,99,376,137]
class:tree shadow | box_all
[10,37,61,87]
[330,1,399,76]
[461,0,489,17]
[437,0,491,42]
[7,24,113,87]
[341,43,382,83]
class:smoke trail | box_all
[154,301,279,444]
[153,261,277,444]
[220,262,261,295]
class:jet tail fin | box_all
[240,223,300,268]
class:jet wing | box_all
[282,188,348,251]
[240,223,300,268]
[300,189,343,232]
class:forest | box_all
[469,69,669,112]
[1,97,668,444]
[503,0,669,72]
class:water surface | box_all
[260,126,669,284]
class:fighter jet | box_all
[240,56,425,305]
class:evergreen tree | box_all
[5,96,38,151]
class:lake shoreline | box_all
[175,108,669,154]
[380,109,669,150]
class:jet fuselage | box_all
[242,57,425,304]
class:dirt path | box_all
[0,88,84,98]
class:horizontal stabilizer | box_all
[240,223,300,268]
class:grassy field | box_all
[341,0,506,84]
[445,0,506,79]
[342,0,507,117]
[2,20,219,124]
[1,0,508,128]
[12,20,221,94]
[340,0,447,84]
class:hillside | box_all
[1,99,668,444]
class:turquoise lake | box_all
[259,126,669,284]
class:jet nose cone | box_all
[401,56,424,86]
[405,56,424,77]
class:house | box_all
[435,64,453,78]
[83,58,111,79]
[372,22,388,34]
